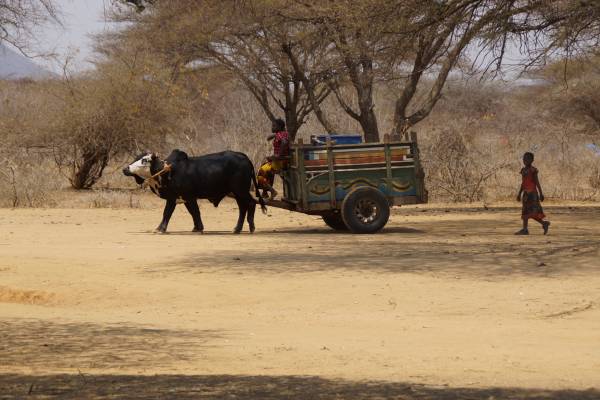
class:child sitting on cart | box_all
[257,159,277,200]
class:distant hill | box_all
[0,44,56,80]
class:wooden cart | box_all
[268,133,427,233]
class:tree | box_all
[538,55,600,135]
[0,0,58,50]
[51,43,188,189]
[523,0,600,61]
[118,0,334,140]
[116,0,600,143]
[278,1,408,142]
[292,1,573,140]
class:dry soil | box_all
[1,199,599,398]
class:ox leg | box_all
[184,199,204,233]
[233,196,249,234]
[156,198,177,233]
[246,198,256,233]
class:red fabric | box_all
[522,191,546,221]
[521,166,538,193]
[520,166,545,220]
[273,131,289,157]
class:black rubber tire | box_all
[341,187,390,233]
[322,213,348,231]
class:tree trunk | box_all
[282,44,335,135]
[70,146,110,189]
[359,108,379,143]
[285,110,300,142]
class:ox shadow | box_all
[0,319,223,372]
[1,373,598,399]
[135,226,426,236]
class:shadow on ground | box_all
[1,373,598,399]
[159,215,600,279]
[0,319,222,371]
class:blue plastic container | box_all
[314,134,363,145]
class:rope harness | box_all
[143,162,172,195]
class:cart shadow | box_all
[165,217,600,278]
[1,373,598,399]
[262,226,426,235]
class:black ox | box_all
[123,149,266,233]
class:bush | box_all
[50,57,188,189]
[0,149,60,207]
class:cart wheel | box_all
[322,213,348,231]
[341,187,390,233]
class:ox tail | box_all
[249,161,267,214]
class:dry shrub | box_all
[417,80,600,202]
[49,56,188,189]
[47,187,161,209]
[89,190,141,209]
[0,79,62,147]
[0,148,60,207]
[3,54,600,208]
[175,80,272,165]
[422,129,511,202]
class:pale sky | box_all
[28,1,534,79]
[32,0,118,72]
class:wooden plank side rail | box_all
[281,133,427,214]
[410,131,426,203]
[326,138,336,208]
[296,139,308,211]
[383,134,393,193]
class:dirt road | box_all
[1,200,599,398]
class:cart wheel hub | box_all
[354,199,379,224]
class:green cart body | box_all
[268,134,427,233]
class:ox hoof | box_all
[249,225,256,233]
[154,227,167,234]
[233,228,242,234]
[192,228,204,234]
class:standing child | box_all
[516,152,550,235]
[267,118,290,172]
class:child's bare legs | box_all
[516,218,529,235]
[261,183,278,200]
[532,216,551,235]
[516,217,550,235]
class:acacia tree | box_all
[277,1,407,142]
[118,0,600,143]
[51,40,187,189]
[120,0,335,140]
[538,56,600,137]
[388,0,600,136]
[282,1,570,141]
[0,0,58,49]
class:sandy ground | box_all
[1,198,599,398]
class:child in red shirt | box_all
[516,152,550,235]
[267,118,289,171]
